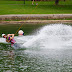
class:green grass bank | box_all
[0,1,72,15]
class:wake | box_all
[0,24,72,49]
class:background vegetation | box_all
[0,0,72,15]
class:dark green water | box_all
[0,24,72,72]
[0,24,46,72]
[0,24,45,36]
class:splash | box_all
[0,24,72,49]
[22,24,72,49]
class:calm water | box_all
[0,24,72,72]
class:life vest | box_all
[6,36,16,44]
[6,36,10,40]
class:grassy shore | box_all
[0,1,72,15]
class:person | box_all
[2,34,20,49]
[32,0,38,5]
[18,30,24,36]
[55,0,59,5]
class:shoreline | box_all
[0,20,72,25]
[0,14,72,20]
[0,14,72,24]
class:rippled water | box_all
[0,24,72,72]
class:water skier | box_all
[2,30,24,48]
[2,34,17,47]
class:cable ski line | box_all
[15,1,41,35]
[0,1,42,36]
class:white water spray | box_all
[0,24,72,49]
[22,24,72,49]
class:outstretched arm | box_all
[7,34,15,40]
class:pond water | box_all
[0,24,72,72]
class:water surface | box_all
[0,24,72,72]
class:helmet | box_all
[18,30,24,35]
[2,34,5,37]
